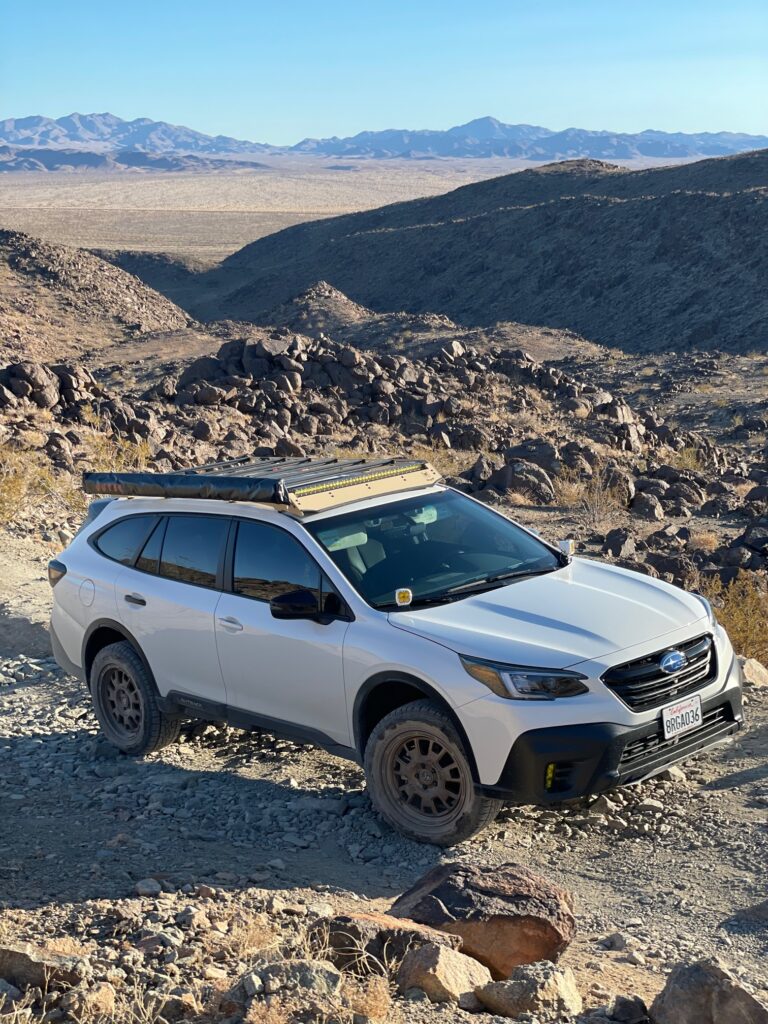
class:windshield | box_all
[303,489,562,610]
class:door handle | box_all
[124,593,146,606]
[217,616,243,632]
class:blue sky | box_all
[3,0,767,143]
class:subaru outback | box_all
[48,456,744,846]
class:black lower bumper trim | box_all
[478,685,743,804]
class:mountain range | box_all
[2,112,766,161]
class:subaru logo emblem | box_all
[660,649,687,674]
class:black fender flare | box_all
[81,618,158,694]
[353,670,480,783]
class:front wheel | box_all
[364,699,502,846]
[90,641,180,756]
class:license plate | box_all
[662,694,703,741]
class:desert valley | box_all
[0,106,767,1024]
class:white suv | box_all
[49,457,743,846]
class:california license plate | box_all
[662,694,703,741]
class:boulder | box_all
[0,941,90,990]
[396,942,491,1005]
[632,491,665,521]
[258,959,342,999]
[475,961,583,1018]
[487,460,556,505]
[650,958,768,1024]
[740,658,768,688]
[389,862,575,979]
[311,911,462,972]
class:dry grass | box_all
[0,442,54,526]
[669,445,706,471]
[688,529,719,554]
[0,413,152,527]
[698,571,768,663]
[554,463,626,532]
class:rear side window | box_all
[159,515,228,589]
[94,516,157,566]
[233,520,321,602]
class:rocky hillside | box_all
[0,230,190,362]
[184,151,768,353]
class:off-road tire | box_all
[90,641,180,756]
[364,699,502,846]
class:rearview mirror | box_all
[269,588,321,620]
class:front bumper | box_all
[477,664,744,804]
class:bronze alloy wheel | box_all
[364,699,502,845]
[100,666,144,739]
[378,723,473,838]
[90,641,181,756]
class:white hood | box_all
[389,558,707,669]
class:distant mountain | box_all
[1,112,766,161]
[0,145,266,173]
[292,116,768,159]
[0,113,275,154]
[183,150,768,353]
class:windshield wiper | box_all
[445,566,557,595]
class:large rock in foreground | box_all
[651,958,768,1024]
[389,862,575,978]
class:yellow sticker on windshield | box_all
[395,588,413,607]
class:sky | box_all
[3,0,767,144]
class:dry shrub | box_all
[699,571,768,663]
[688,529,719,554]
[244,1000,294,1023]
[0,442,53,525]
[214,912,277,962]
[670,445,706,471]
[340,975,392,1021]
[554,463,625,532]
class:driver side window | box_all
[233,520,321,603]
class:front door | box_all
[214,519,351,746]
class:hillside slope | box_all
[191,151,768,352]
[0,229,190,362]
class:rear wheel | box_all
[90,641,180,756]
[364,699,502,846]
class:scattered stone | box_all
[651,958,768,1024]
[396,942,492,1005]
[475,961,583,1018]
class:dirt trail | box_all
[1,531,767,1010]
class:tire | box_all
[364,699,502,846]
[90,641,180,756]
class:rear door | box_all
[114,513,230,704]
[214,518,351,745]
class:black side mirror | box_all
[269,588,321,620]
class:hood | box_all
[388,558,707,668]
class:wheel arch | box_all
[82,619,158,692]
[353,671,480,783]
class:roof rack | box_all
[83,456,442,514]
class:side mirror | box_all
[269,588,321,620]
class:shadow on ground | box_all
[0,600,51,659]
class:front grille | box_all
[602,633,716,711]
[618,703,736,781]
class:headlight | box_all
[693,592,718,630]
[460,656,589,700]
